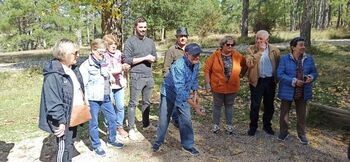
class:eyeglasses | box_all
[96,48,106,53]
[72,51,79,56]
[225,43,234,47]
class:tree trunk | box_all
[290,0,297,31]
[336,3,342,28]
[241,0,249,37]
[316,0,324,29]
[321,0,329,29]
[300,0,313,47]
[101,0,123,49]
[161,27,165,42]
[76,29,82,47]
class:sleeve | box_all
[239,54,248,77]
[191,63,200,91]
[151,41,158,60]
[277,56,295,86]
[162,48,173,77]
[43,75,66,124]
[123,39,134,65]
[204,53,214,78]
[171,63,189,108]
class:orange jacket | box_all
[204,49,247,94]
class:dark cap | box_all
[185,43,202,55]
[175,27,189,36]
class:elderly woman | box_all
[204,36,247,135]
[103,34,130,139]
[39,39,83,162]
[79,39,124,156]
[277,37,318,145]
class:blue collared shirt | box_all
[161,56,199,108]
[259,47,273,77]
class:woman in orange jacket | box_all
[204,36,247,135]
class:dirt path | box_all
[3,119,349,162]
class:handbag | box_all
[69,104,92,127]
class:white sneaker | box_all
[212,124,220,134]
[129,128,145,141]
[225,125,234,135]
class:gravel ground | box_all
[2,119,349,162]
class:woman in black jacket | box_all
[39,39,84,162]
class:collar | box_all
[175,43,185,51]
[288,53,308,61]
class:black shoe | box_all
[182,147,200,156]
[297,135,309,145]
[152,143,161,152]
[247,128,256,136]
[277,132,289,141]
[263,127,275,135]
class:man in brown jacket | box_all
[162,27,189,128]
[246,30,280,136]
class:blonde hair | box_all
[103,34,120,46]
[52,38,78,60]
[90,38,106,51]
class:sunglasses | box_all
[225,43,234,47]
[96,48,106,53]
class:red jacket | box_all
[204,49,247,94]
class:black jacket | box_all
[38,59,84,134]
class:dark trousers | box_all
[249,77,276,130]
[279,99,307,136]
[56,126,77,162]
[127,74,154,129]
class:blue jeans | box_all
[154,94,194,149]
[88,95,117,149]
[112,88,125,128]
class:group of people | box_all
[39,16,319,161]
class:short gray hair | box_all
[256,30,269,39]
[52,39,78,60]
[219,36,236,48]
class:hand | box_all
[296,79,304,87]
[304,76,313,83]
[192,91,200,105]
[194,106,206,116]
[246,48,253,55]
[205,83,211,93]
[145,55,156,63]
[54,124,65,137]
[122,63,130,71]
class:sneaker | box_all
[152,143,161,152]
[107,141,124,149]
[277,132,289,141]
[212,124,220,134]
[93,147,106,157]
[142,124,157,131]
[182,147,200,156]
[225,125,234,135]
[297,135,309,145]
[117,127,128,138]
[129,128,145,141]
[247,128,256,136]
[263,127,275,135]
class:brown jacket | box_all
[246,44,280,87]
[162,44,184,77]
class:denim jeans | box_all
[212,92,237,126]
[88,95,117,149]
[154,94,194,149]
[112,88,125,128]
[249,77,276,130]
[127,74,154,129]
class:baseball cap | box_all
[185,43,202,55]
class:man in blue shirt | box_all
[152,43,206,156]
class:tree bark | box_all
[240,0,249,37]
[101,0,123,49]
[316,0,324,29]
[290,0,297,31]
[336,3,342,28]
[300,0,313,47]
